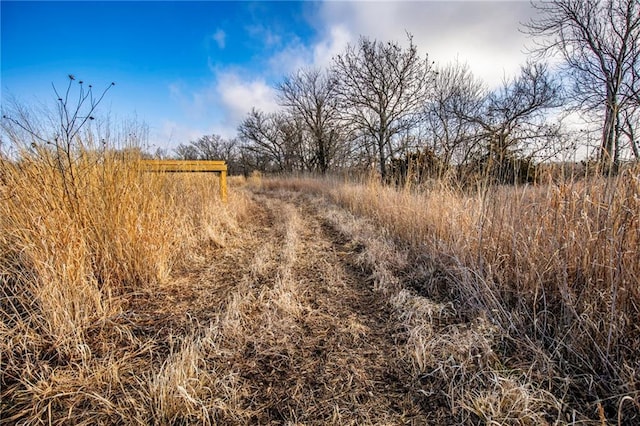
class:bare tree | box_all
[526,0,640,172]
[458,62,564,183]
[332,34,434,181]
[621,105,639,159]
[175,134,237,161]
[174,134,244,173]
[174,143,200,160]
[277,68,342,174]
[237,108,304,173]
[624,56,640,158]
[422,61,486,172]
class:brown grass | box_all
[2,148,424,424]
[3,139,639,424]
[0,146,245,424]
[263,172,640,423]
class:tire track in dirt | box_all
[236,188,427,424]
[129,187,431,424]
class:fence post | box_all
[220,169,228,203]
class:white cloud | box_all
[315,1,538,87]
[246,24,282,48]
[162,1,542,148]
[312,24,352,69]
[266,37,312,77]
[156,120,203,146]
[163,70,280,148]
[216,71,280,123]
[212,29,226,49]
[168,80,218,119]
[153,117,240,151]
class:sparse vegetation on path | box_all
[166,188,430,424]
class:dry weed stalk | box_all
[0,145,238,424]
[265,171,640,423]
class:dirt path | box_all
[263,189,426,423]
[131,187,431,424]
[229,189,426,424]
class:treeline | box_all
[175,0,639,184]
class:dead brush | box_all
[0,143,237,424]
[265,171,640,423]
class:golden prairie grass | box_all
[0,146,244,424]
[3,137,639,424]
[264,171,640,422]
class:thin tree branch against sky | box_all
[1,1,538,151]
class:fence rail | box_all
[142,160,227,202]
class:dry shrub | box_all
[0,146,239,424]
[265,171,640,423]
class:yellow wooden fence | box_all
[142,160,228,202]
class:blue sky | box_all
[2,1,537,152]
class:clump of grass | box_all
[0,144,238,423]
[265,171,640,422]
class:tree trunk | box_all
[317,132,327,174]
[613,109,622,174]
[625,115,639,160]
[378,131,387,182]
[600,90,617,175]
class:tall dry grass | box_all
[3,137,638,423]
[265,171,640,422]
[0,145,240,423]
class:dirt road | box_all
[224,188,429,423]
[136,187,434,424]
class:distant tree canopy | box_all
[174,134,244,175]
[230,31,574,185]
[182,15,639,183]
[526,0,640,173]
